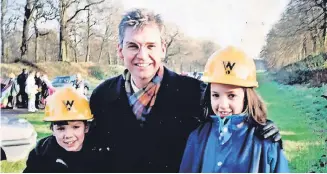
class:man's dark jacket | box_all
[17,73,28,87]
[87,67,206,172]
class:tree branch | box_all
[66,0,105,23]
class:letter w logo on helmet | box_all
[62,100,74,111]
[223,61,236,74]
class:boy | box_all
[24,87,95,173]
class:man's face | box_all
[36,72,40,77]
[76,74,81,81]
[118,24,166,83]
[52,121,88,152]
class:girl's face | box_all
[52,121,88,152]
[210,83,245,118]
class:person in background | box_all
[40,74,56,106]
[26,71,38,112]
[71,73,85,96]
[17,68,28,108]
[35,72,42,109]
[7,73,19,109]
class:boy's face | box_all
[52,121,88,152]
[210,83,245,118]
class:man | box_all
[17,68,28,108]
[71,73,86,95]
[7,73,19,109]
[88,8,281,172]
[34,72,42,109]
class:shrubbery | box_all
[89,66,106,80]
[89,65,125,80]
[274,53,327,87]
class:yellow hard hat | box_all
[201,46,258,87]
[44,86,93,121]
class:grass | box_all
[257,73,327,172]
[0,112,51,173]
[1,73,326,172]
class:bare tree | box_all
[93,1,121,64]
[1,0,7,62]
[58,0,104,61]
[260,0,327,69]
[32,0,57,62]
[163,23,180,63]
[84,6,97,62]
[20,0,36,59]
[38,29,58,62]
[1,0,21,62]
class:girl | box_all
[179,46,289,173]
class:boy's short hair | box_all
[49,120,88,130]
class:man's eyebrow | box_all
[125,41,137,45]
[125,41,157,45]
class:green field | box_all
[256,73,327,172]
[0,113,50,173]
[1,73,326,172]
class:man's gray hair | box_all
[118,8,165,46]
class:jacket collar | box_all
[111,66,178,102]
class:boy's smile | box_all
[53,121,88,152]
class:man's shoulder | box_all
[90,75,123,102]
[93,75,122,93]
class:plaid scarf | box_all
[123,66,164,121]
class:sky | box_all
[10,0,290,58]
[121,0,290,58]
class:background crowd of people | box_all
[1,68,55,112]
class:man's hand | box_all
[256,119,284,149]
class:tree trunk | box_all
[21,0,32,59]
[98,24,110,63]
[302,36,307,58]
[44,36,48,62]
[44,46,47,62]
[310,32,317,54]
[35,35,39,62]
[34,16,39,63]
[107,51,113,65]
[1,0,6,62]
[74,28,78,63]
[322,3,327,52]
[59,0,67,61]
[74,49,78,62]
[98,41,104,63]
[108,51,112,64]
[85,9,90,62]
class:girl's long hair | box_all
[203,83,267,124]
